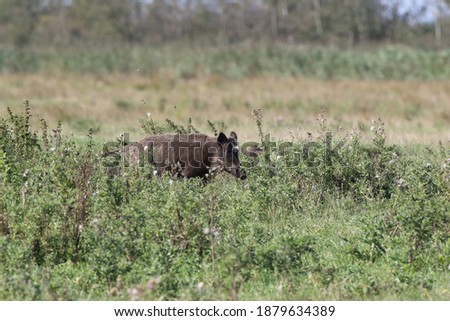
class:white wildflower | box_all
[127,288,140,301]
[211,227,220,238]
[146,276,161,290]
[397,178,406,188]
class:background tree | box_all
[0,0,449,47]
[0,0,42,48]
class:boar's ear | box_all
[217,132,228,145]
[229,131,237,141]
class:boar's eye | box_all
[228,143,238,156]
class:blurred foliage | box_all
[0,0,449,47]
[1,43,449,80]
[1,1,449,80]
[0,0,40,47]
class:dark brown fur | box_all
[125,131,246,180]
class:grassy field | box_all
[1,73,449,145]
[0,103,448,300]
[2,44,450,80]
[0,45,449,300]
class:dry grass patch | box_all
[1,73,449,144]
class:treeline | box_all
[1,0,450,48]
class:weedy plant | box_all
[0,104,448,300]
[1,104,99,266]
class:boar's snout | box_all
[230,168,246,180]
[217,131,246,180]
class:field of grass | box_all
[0,45,449,300]
[0,104,448,300]
[1,73,449,145]
[2,44,450,80]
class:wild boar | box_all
[125,131,246,180]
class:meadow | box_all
[0,45,449,300]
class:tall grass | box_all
[0,107,448,300]
[1,44,450,80]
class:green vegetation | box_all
[2,44,450,80]
[1,0,448,302]
[1,106,448,300]
[2,1,450,48]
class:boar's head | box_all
[215,131,246,180]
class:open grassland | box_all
[0,45,449,300]
[1,73,449,145]
[2,44,450,80]
[0,105,449,300]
